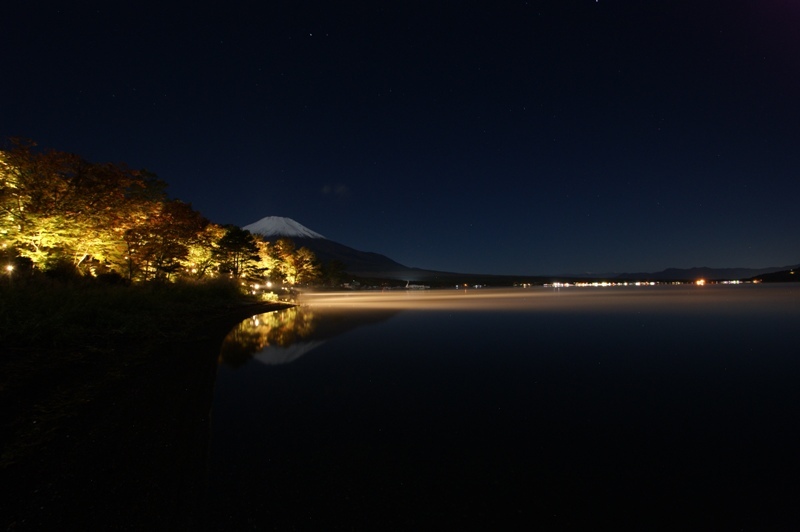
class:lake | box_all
[209,285,800,529]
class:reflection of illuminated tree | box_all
[219,306,316,367]
[218,326,269,367]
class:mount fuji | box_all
[243,216,326,239]
[243,216,415,277]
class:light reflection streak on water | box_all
[297,285,799,314]
[300,288,550,310]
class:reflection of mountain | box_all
[219,306,400,367]
[254,340,327,365]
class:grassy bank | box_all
[0,277,291,530]
[1,276,258,350]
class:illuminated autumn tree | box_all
[184,223,227,279]
[2,140,314,286]
[123,200,207,281]
[267,237,297,284]
[264,237,320,285]
[0,143,96,266]
[214,225,260,278]
[252,238,279,281]
[293,246,320,284]
[0,140,172,276]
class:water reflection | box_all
[219,306,316,367]
[219,305,401,367]
[211,284,800,529]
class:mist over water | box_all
[299,284,800,314]
[209,285,800,529]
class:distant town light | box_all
[696,279,706,286]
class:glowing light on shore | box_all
[544,281,659,288]
[696,279,706,286]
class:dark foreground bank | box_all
[1,279,290,531]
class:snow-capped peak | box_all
[243,216,326,239]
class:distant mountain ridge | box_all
[244,216,415,276]
[289,237,415,276]
[242,216,799,283]
[615,265,799,281]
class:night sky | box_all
[3,1,798,275]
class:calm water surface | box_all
[209,285,800,529]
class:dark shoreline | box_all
[1,301,292,531]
